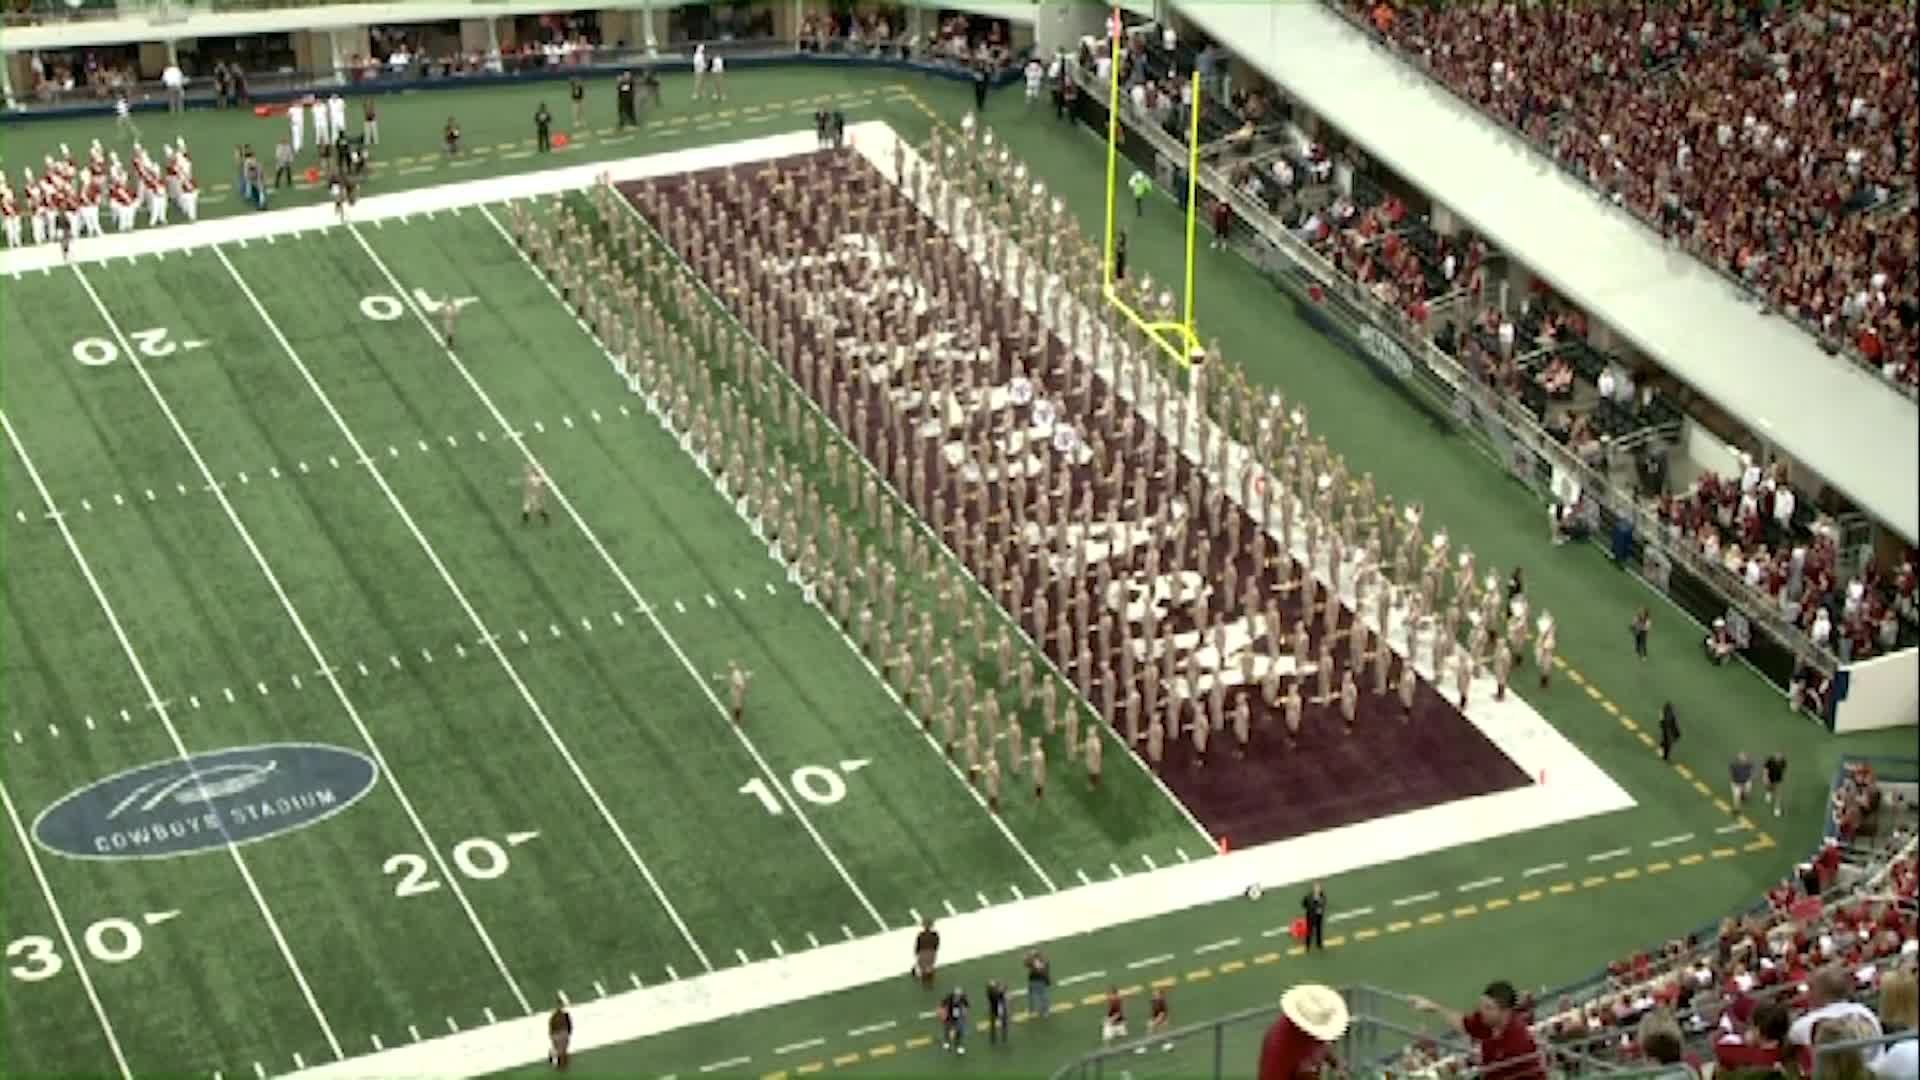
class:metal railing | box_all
[1049,985,1660,1079]
[1065,59,1842,688]
[1311,0,1917,403]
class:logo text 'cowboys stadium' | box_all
[33,743,379,861]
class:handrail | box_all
[1068,59,1841,677]
[1311,0,1917,404]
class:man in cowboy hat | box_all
[1259,983,1349,1079]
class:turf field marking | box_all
[1456,876,1503,892]
[0,774,132,1077]
[1009,884,1024,900]
[408,1025,421,1043]
[110,258,538,1019]
[701,1056,751,1073]
[1076,868,1094,886]
[416,217,900,934]
[3,403,342,1063]
[736,948,752,965]
[777,1038,826,1055]
[1715,821,1748,834]
[292,1053,305,1069]
[1650,833,1693,848]
[1128,952,1176,970]
[253,1064,265,1079]
[941,899,959,918]
[1327,906,1374,922]
[369,1035,382,1051]
[848,1020,895,1037]
[1109,862,1125,879]
[485,1007,498,1024]
[1586,847,1630,863]
[975,890,992,909]
[1391,890,1439,907]
[1058,970,1107,987]
[1194,937,1241,955]
[1521,861,1567,877]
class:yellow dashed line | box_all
[904,1036,932,1050]
[1253,952,1282,965]
[1713,798,1733,813]
[1585,685,1604,701]
[1638,732,1657,746]
[1518,890,1543,902]
[832,1053,861,1066]
[1600,699,1618,714]
[1051,1002,1077,1013]
[1120,985,1143,996]
[1712,847,1737,859]
[1418,912,1447,925]
[1323,936,1347,948]
[1566,668,1585,684]
[797,1063,825,1075]
[763,1071,787,1080]
[869,1044,896,1058]
[1219,959,1247,973]
[1150,977,1178,989]
[1746,833,1776,851]
[1692,780,1713,796]
[1387,920,1414,932]
[1648,861,1672,873]
[1550,882,1576,895]
[1483,897,1511,911]
[1582,876,1608,888]
[1620,715,1638,730]
[1286,945,1305,956]
[1353,928,1380,940]
[1553,656,1568,669]
[1187,968,1213,982]
[1675,764,1694,780]
[1081,993,1106,1006]
[1679,853,1705,866]
[1614,868,1640,881]
[1452,905,1478,918]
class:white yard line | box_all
[1521,861,1568,878]
[344,221,887,934]
[1586,847,1631,863]
[205,245,582,1007]
[472,204,1057,895]
[1648,834,1694,848]
[2,405,343,1062]
[0,773,131,1078]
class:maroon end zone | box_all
[621,149,1528,847]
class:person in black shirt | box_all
[939,986,970,1054]
[547,996,572,1069]
[444,116,462,156]
[1113,231,1128,281]
[1763,752,1787,816]
[985,979,1009,1044]
[972,63,989,111]
[569,76,585,129]
[1631,607,1652,659]
[1301,881,1328,950]
[814,108,830,148]
[912,918,939,988]
[1024,949,1052,1016]
[535,103,553,152]
[829,109,846,149]
[1659,702,1680,761]
[616,70,636,128]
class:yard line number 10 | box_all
[737,760,869,816]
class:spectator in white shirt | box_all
[1740,454,1762,495]
[1497,316,1515,358]
[1597,367,1617,402]
[1772,485,1796,530]
[1789,969,1885,1055]
[1161,24,1176,54]
[161,62,185,113]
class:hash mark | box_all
[704,594,717,608]
[176,482,188,495]
[593,980,607,998]
[296,463,308,475]
[674,600,687,614]
[563,416,574,429]
[238,473,249,485]
[733,587,748,601]
[1010,884,1024,900]
[370,1035,383,1051]
[356,662,370,677]
[120,709,132,722]
[1076,869,1094,886]
[666,965,680,981]
[477,430,487,443]
[408,1025,421,1043]
[421,648,434,664]
[630,972,644,990]
[253,1064,266,1080]
[549,623,562,639]
[533,420,545,434]
[611,611,625,627]
[806,932,820,949]
[269,466,280,479]
[388,655,402,670]
[145,488,156,501]
[45,724,58,738]
[290,674,302,690]
[454,642,467,659]
[417,440,430,453]
[9,731,18,745]
[84,715,96,730]
[388,446,399,459]
[329,456,340,469]
[222,688,235,704]
[517,629,530,645]
[292,1053,305,1070]
[446,1017,459,1033]
[447,435,459,448]
[1142,854,1158,870]
[842,925,855,942]
[765,582,778,595]
[735,948,751,965]
[941,899,959,917]
[80,498,92,512]
[581,617,593,632]
[255,681,269,696]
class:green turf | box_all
[3,63,1911,1080]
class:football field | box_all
[0,164,1214,1075]
[4,66,1912,1080]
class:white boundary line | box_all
[472,202,1060,896]
[1,406,344,1062]
[341,220,889,934]
[0,772,132,1078]
[205,244,570,1009]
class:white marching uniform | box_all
[328,94,347,138]
[312,97,333,148]
[289,100,305,155]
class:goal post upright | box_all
[1100,7,1206,373]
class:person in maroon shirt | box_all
[1258,984,1350,1080]
[1715,1000,1790,1073]
[1411,980,1546,1080]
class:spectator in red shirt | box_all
[1258,983,1350,1080]
[1412,980,1547,1080]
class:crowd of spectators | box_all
[1655,458,1919,664]
[1383,769,1915,1078]
[22,48,140,104]
[798,7,1016,72]
[1338,0,1920,392]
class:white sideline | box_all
[17,124,1629,1078]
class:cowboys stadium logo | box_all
[33,743,379,861]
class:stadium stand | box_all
[1329,0,1920,396]
[1079,17,1920,687]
